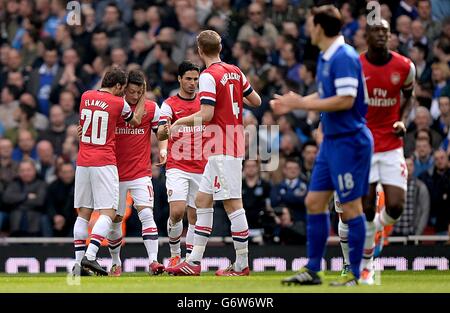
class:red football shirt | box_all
[160,94,207,174]
[77,90,132,167]
[115,100,159,181]
[198,62,253,158]
[361,51,415,153]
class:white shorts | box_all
[117,176,154,216]
[199,155,243,201]
[369,147,407,190]
[166,168,202,208]
[74,165,119,210]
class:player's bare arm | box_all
[157,121,170,141]
[395,80,415,137]
[270,91,353,114]
[156,139,168,167]
[171,105,215,129]
[243,90,262,108]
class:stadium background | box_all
[0,0,449,273]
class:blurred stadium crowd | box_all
[0,0,449,244]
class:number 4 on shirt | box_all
[229,84,239,119]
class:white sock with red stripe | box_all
[139,208,159,263]
[374,208,397,231]
[85,215,112,261]
[188,208,213,264]
[361,221,376,270]
[186,224,195,258]
[228,208,249,272]
[73,217,88,264]
[108,221,122,267]
[338,218,350,266]
[167,218,183,257]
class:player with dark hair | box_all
[73,67,145,276]
[156,61,206,270]
[336,19,415,285]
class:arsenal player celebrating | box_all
[73,68,146,276]
[167,30,261,276]
[336,19,416,285]
[108,70,165,276]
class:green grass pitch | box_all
[1,270,450,293]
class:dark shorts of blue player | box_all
[309,126,374,204]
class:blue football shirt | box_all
[316,36,368,136]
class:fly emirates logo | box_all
[369,88,397,107]
[116,125,145,135]
[179,125,206,133]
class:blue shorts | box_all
[309,126,373,203]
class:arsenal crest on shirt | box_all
[390,72,401,85]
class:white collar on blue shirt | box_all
[322,35,345,62]
[38,64,59,75]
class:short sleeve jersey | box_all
[77,90,133,167]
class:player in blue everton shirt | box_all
[271,5,373,286]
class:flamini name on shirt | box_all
[84,99,109,110]
[220,72,241,86]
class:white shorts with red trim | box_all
[74,165,119,210]
[369,147,407,190]
[166,168,202,208]
[199,155,243,201]
[118,176,154,216]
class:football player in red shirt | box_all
[167,30,261,276]
[335,19,415,284]
[157,61,206,270]
[73,68,145,276]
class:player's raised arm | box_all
[157,101,173,141]
[127,81,147,127]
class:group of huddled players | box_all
[73,3,417,287]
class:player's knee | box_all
[305,194,323,213]
[363,204,377,221]
[362,196,377,221]
[386,203,404,220]
[170,210,184,223]
[113,215,123,223]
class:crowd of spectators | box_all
[0,0,449,244]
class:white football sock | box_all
[188,208,213,264]
[186,224,195,258]
[73,217,88,264]
[139,208,159,263]
[108,221,122,267]
[228,209,249,271]
[361,221,376,270]
[85,215,112,261]
[167,218,183,257]
[338,218,350,266]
